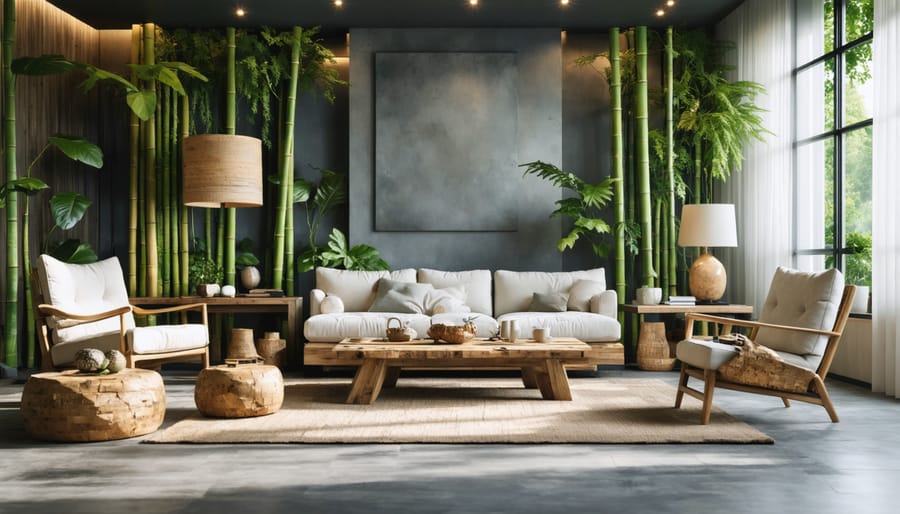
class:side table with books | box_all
[620,302,753,371]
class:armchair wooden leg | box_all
[675,367,689,408]
[813,375,840,423]
[782,398,791,408]
[701,369,717,425]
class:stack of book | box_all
[242,288,285,297]
[665,295,696,305]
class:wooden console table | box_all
[620,303,753,371]
[130,296,303,365]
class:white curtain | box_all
[715,0,794,313]
[871,0,900,398]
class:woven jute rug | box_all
[144,378,773,444]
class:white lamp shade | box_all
[182,134,263,208]
[677,203,738,248]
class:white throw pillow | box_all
[424,285,469,315]
[567,279,607,312]
[319,294,345,314]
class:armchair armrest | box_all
[132,303,208,327]
[38,303,131,326]
[309,289,326,316]
[590,290,618,318]
[684,312,842,340]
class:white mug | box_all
[533,327,551,342]
[500,320,511,340]
[508,320,519,342]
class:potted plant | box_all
[189,253,223,297]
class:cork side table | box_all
[194,364,284,418]
[20,368,166,442]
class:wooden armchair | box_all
[33,254,210,370]
[674,267,855,424]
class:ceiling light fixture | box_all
[235,7,246,17]
[561,0,570,6]
[334,0,343,7]
[656,9,665,16]
[469,0,478,6]
[667,0,675,5]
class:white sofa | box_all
[303,267,623,368]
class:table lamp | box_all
[182,134,263,207]
[677,203,737,302]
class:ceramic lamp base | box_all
[688,252,727,302]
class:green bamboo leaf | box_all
[50,192,92,230]
[126,91,156,121]
[48,135,103,168]
[12,55,78,75]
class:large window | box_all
[794,0,873,287]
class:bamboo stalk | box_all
[609,27,626,314]
[180,95,190,295]
[170,86,180,295]
[161,86,172,296]
[272,27,303,290]
[128,24,141,295]
[224,27,237,288]
[3,0,18,367]
[635,26,654,288]
[142,23,159,297]
[665,26,678,296]
[653,199,661,288]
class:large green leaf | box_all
[159,61,209,82]
[48,135,103,168]
[313,169,347,215]
[293,179,311,203]
[126,91,157,121]
[347,244,389,271]
[50,239,98,263]
[80,66,137,93]
[50,192,92,230]
[156,67,187,96]
[0,177,49,199]
[295,246,319,273]
[11,55,78,75]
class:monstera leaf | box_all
[50,192,91,230]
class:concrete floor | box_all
[1,368,898,514]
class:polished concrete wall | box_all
[349,28,563,272]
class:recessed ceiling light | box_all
[656,9,665,16]
[235,7,246,17]
[667,0,675,6]
[469,0,478,6]
[561,0,570,6]
[334,0,343,7]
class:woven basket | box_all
[427,324,476,344]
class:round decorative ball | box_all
[105,349,127,373]
[320,294,344,314]
[221,284,237,297]
[74,348,107,373]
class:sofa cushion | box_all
[368,279,433,314]
[417,269,492,315]
[528,292,569,312]
[567,279,607,312]
[430,313,499,338]
[756,266,844,363]
[304,313,431,342]
[316,267,416,312]
[37,254,136,345]
[493,269,606,316]
[495,311,620,342]
[425,286,470,314]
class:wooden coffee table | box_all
[333,338,591,404]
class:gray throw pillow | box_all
[368,279,433,314]
[528,292,569,312]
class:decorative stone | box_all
[194,364,284,418]
[20,369,166,442]
[240,265,261,290]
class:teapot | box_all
[385,317,417,342]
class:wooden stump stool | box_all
[194,364,283,418]
[20,369,166,442]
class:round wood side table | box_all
[194,364,284,418]
[20,368,166,442]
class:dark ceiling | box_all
[48,0,744,31]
